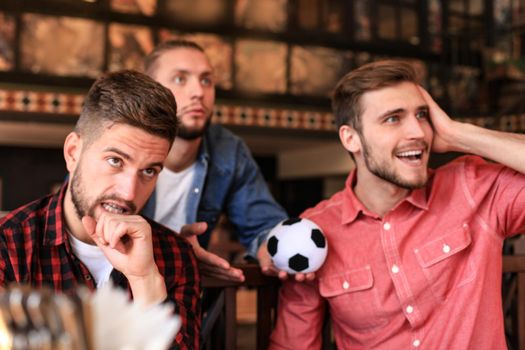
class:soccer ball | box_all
[266,218,328,274]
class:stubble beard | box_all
[360,134,428,190]
[70,160,137,220]
[176,111,212,140]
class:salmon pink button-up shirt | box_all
[270,156,525,350]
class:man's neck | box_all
[353,169,410,218]
[164,137,202,172]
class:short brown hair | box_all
[76,70,178,145]
[144,39,205,78]
[332,60,419,130]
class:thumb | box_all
[179,222,208,238]
[81,216,97,238]
[257,243,272,269]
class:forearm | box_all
[448,122,525,174]
[128,271,167,306]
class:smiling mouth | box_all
[101,202,129,215]
[396,149,424,163]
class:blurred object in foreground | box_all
[0,283,181,350]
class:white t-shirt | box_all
[154,163,196,233]
[68,233,113,288]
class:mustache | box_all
[176,103,208,117]
[89,194,137,215]
[394,140,430,153]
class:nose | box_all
[404,116,426,139]
[117,173,139,202]
[189,77,204,100]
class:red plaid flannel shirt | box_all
[0,183,201,349]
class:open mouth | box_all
[101,202,130,215]
[396,150,423,163]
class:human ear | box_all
[63,132,82,173]
[339,125,362,154]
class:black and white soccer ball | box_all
[266,218,328,274]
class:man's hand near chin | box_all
[257,242,316,282]
[179,222,245,282]
[81,213,167,305]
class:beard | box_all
[360,134,428,190]
[177,116,211,140]
[70,160,137,220]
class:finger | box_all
[83,216,107,247]
[200,263,245,282]
[108,221,129,252]
[179,222,208,238]
[81,216,97,236]
[294,273,306,282]
[277,270,288,280]
[95,214,110,246]
[305,272,316,281]
[196,249,231,270]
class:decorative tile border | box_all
[0,89,84,115]
[0,88,336,131]
[1,88,525,133]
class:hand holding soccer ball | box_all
[266,218,328,274]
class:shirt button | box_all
[406,305,414,314]
[413,339,421,347]
[342,281,349,289]
[194,188,200,194]
[85,275,91,280]
[442,244,451,253]
[383,222,391,231]
[391,264,400,274]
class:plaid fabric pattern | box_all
[0,183,201,350]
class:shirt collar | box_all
[43,181,69,246]
[342,168,431,225]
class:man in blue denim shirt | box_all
[142,40,288,281]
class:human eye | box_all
[384,115,400,124]
[142,167,159,179]
[173,75,186,85]
[201,76,214,86]
[107,157,123,168]
[416,110,429,120]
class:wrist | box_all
[128,270,167,306]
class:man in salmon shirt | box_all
[270,60,525,349]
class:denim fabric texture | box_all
[143,124,288,255]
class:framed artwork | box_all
[401,8,418,44]
[0,12,15,71]
[159,30,233,90]
[109,23,154,72]
[235,39,287,94]
[111,0,157,16]
[428,0,442,53]
[290,45,350,96]
[164,0,227,25]
[378,5,396,40]
[354,0,371,41]
[20,14,104,77]
[235,0,288,32]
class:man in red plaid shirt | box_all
[0,70,200,349]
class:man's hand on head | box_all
[257,241,315,282]
[179,222,245,282]
[81,214,167,305]
[418,86,460,154]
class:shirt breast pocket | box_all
[319,266,387,331]
[414,225,475,301]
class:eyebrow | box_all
[173,68,214,76]
[377,105,428,120]
[103,147,164,169]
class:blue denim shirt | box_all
[142,124,287,255]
